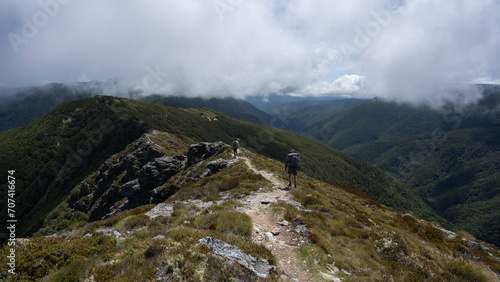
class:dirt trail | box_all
[237,155,315,281]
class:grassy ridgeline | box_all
[0,96,436,241]
[0,148,498,281]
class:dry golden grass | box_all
[244,149,500,281]
[2,147,499,281]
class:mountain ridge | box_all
[1,133,499,281]
[0,82,283,133]
[140,94,284,128]
[0,96,437,243]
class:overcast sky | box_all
[1,0,499,104]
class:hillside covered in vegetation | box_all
[0,96,437,244]
[1,135,499,281]
[302,89,500,247]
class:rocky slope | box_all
[2,132,499,281]
[70,131,233,222]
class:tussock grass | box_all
[44,256,101,282]
[194,210,252,237]
[0,234,116,281]
[0,195,277,281]
[3,141,499,281]
[246,149,500,281]
[121,214,151,230]
[445,259,494,282]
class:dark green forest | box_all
[300,90,500,246]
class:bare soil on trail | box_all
[237,156,315,282]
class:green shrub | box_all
[71,211,88,223]
[283,204,300,222]
[446,260,489,282]
[303,195,322,207]
[55,219,71,231]
[219,176,240,191]
[216,211,252,237]
[8,234,116,281]
[421,225,445,247]
[44,256,98,282]
[193,211,252,237]
[123,214,150,230]
[144,243,165,259]
[194,212,220,231]
[172,208,191,218]
[69,186,81,203]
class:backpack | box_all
[288,153,300,168]
[232,140,239,149]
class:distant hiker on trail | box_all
[232,137,239,158]
[285,149,300,188]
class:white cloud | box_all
[473,77,500,85]
[364,0,500,105]
[295,75,366,96]
[1,0,315,98]
[0,0,498,104]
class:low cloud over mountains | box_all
[1,0,499,106]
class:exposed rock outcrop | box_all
[139,155,187,188]
[186,141,226,166]
[199,237,275,278]
[70,132,233,221]
[201,158,238,178]
[145,199,223,218]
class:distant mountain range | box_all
[299,85,500,246]
[1,96,498,280]
[140,94,285,128]
[0,87,29,103]
[259,97,369,132]
[0,82,365,134]
[244,93,357,110]
[0,83,97,132]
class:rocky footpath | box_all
[70,131,233,221]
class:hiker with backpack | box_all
[285,149,300,188]
[232,137,239,158]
